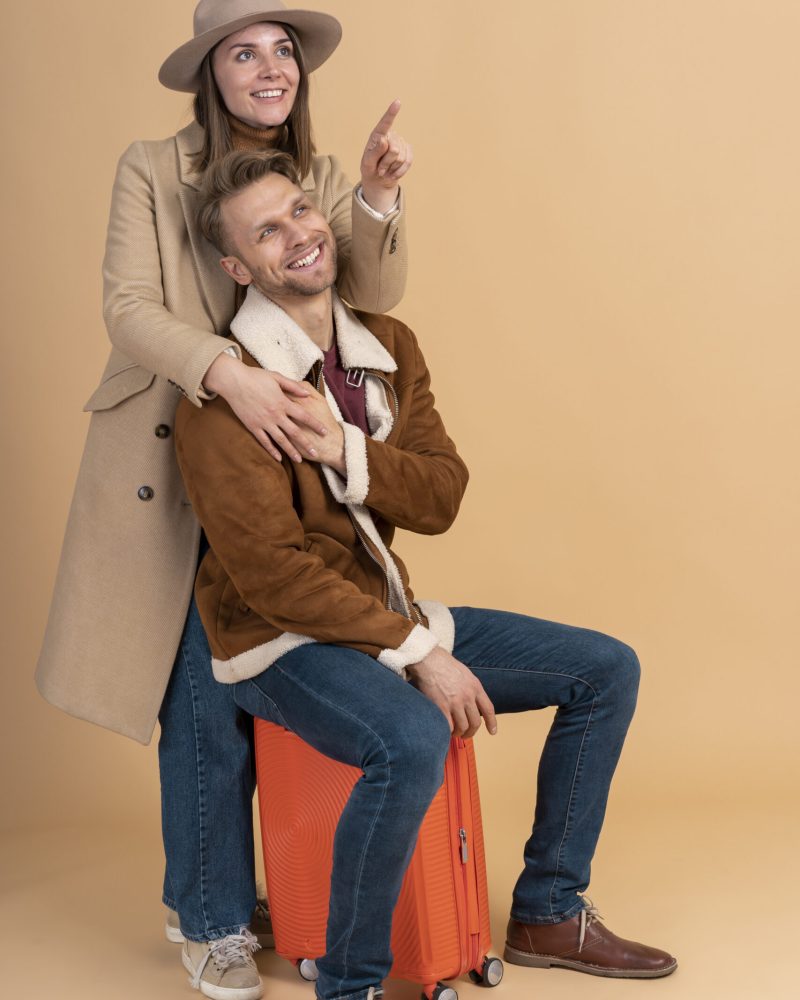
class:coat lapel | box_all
[175,123,235,335]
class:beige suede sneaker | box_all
[166,897,274,948]
[181,930,262,1000]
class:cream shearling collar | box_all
[230,285,398,381]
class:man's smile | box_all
[287,242,324,270]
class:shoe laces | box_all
[577,895,604,953]
[189,929,261,988]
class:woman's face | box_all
[212,22,300,129]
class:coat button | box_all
[138,486,154,501]
[155,424,171,438]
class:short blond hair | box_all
[197,149,301,254]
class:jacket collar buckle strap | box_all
[345,367,365,388]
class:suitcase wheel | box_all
[468,956,504,987]
[298,958,319,981]
[424,983,458,1000]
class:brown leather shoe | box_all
[504,900,677,979]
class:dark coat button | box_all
[389,231,398,255]
[155,424,171,438]
[138,486,154,501]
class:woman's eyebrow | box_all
[229,37,291,50]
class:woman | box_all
[35,2,413,997]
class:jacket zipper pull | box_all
[459,827,468,863]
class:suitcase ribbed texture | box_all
[254,721,496,995]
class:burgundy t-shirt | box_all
[322,339,369,435]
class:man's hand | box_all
[204,353,327,463]
[407,647,497,738]
[293,383,346,473]
[360,100,413,216]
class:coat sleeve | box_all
[329,325,470,534]
[174,400,440,673]
[322,155,408,314]
[102,141,241,408]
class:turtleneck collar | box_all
[226,112,285,153]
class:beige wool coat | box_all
[35,120,407,745]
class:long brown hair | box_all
[191,23,315,178]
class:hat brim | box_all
[158,9,342,93]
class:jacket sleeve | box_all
[323,155,408,314]
[329,326,469,534]
[175,401,440,673]
[102,141,241,408]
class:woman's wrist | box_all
[202,351,244,398]
[359,181,400,217]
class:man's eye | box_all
[294,205,307,217]
[260,227,276,239]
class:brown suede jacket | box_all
[174,289,469,683]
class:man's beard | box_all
[280,238,338,297]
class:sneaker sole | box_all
[181,950,264,1000]
[167,924,275,949]
[503,944,678,979]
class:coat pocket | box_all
[83,363,156,412]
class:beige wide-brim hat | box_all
[159,0,342,93]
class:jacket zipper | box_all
[318,364,416,621]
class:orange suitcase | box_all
[254,720,504,1000]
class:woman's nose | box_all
[258,56,279,78]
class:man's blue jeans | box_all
[233,606,641,1000]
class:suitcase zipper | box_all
[456,738,480,969]
[450,739,482,972]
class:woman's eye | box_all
[236,50,255,61]
[276,45,293,58]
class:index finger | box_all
[477,690,498,735]
[372,98,401,137]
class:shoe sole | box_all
[168,924,275,949]
[503,944,678,979]
[181,950,264,1000]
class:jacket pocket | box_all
[83,363,156,412]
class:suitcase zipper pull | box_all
[459,827,468,863]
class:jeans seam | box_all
[547,694,596,917]
[179,639,212,938]
[243,680,290,730]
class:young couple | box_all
[37,3,676,998]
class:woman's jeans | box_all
[232,606,641,1000]
[158,533,258,941]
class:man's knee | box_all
[381,699,451,799]
[592,634,641,707]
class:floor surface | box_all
[1,798,792,999]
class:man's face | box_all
[219,172,337,301]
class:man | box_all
[174,149,677,1000]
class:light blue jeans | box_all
[232,606,641,1000]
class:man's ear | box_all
[219,255,253,286]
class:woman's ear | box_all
[219,255,253,286]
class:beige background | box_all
[2,1,798,997]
